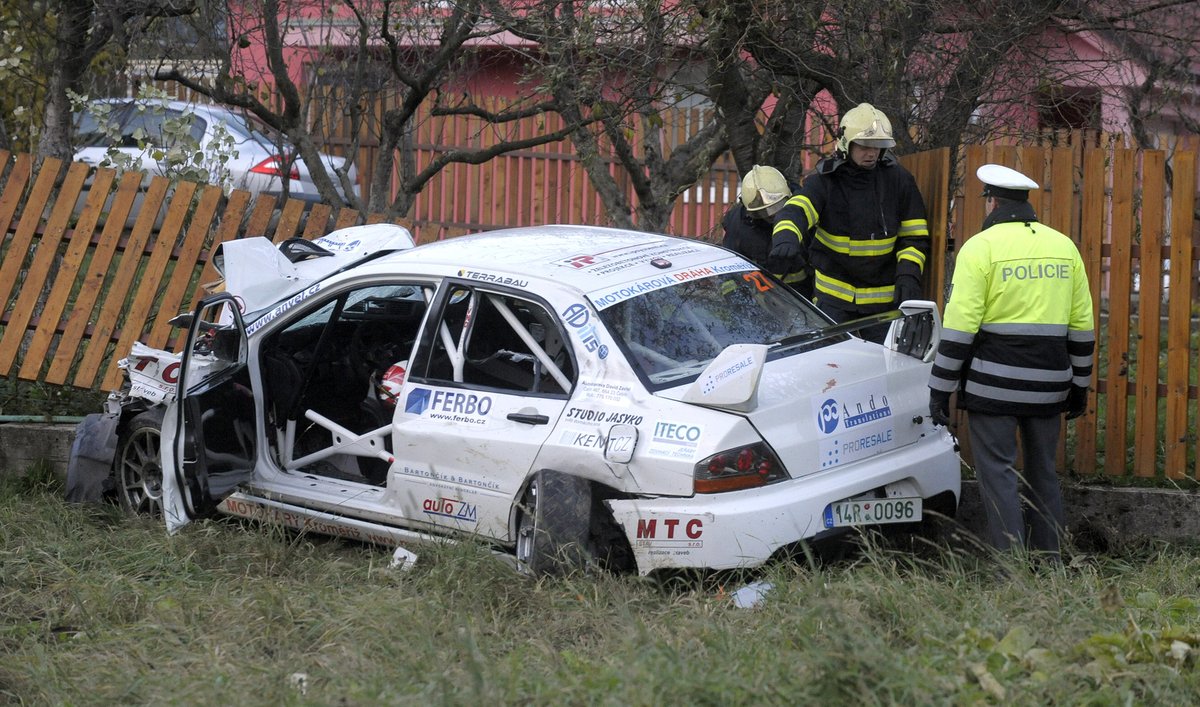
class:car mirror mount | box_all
[886,300,941,363]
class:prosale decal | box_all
[813,380,895,468]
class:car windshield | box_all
[598,270,834,389]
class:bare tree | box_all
[31,0,196,160]
[155,0,597,216]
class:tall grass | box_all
[3,468,1200,705]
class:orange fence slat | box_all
[1,161,89,377]
[1075,148,1106,474]
[272,197,307,242]
[17,167,117,380]
[1164,151,1196,478]
[0,152,31,241]
[100,181,199,390]
[303,203,333,239]
[145,184,224,351]
[46,170,144,385]
[72,176,172,389]
[1134,150,1165,478]
[1103,149,1134,476]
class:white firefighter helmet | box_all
[739,165,790,214]
[837,103,896,153]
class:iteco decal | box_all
[645,421,704,460]
[813,380,895,468]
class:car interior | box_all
[257,282,575,487]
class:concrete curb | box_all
[2,423,1197,548]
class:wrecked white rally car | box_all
[68,223,961,575]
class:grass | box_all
[3,468,1200,705]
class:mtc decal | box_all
[636,518,703,539]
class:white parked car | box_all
[69,224,960,576]
[73,99,359,204]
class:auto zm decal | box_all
[422,497,479,523]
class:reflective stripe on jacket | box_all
[929,210,1095,416]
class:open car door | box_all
[171,293,257,519]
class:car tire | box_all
[115,409,166,516]
[515,470,593,576]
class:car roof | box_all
[365,224,745,297]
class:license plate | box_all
[822,497,921,528]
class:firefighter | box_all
[721,165,811,297]
[928,163,1095,564]
[769,102,929,342]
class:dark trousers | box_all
[813,296,889,344]
[967,412,1065,559]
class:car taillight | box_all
[250,156,300,180]
[694,442,789,493]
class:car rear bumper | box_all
[606,430,961,574]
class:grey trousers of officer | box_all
[967,412,1066,557]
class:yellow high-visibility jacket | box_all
[929,204,1095,416]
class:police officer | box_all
[769,103,930,342]
[928,163,1095,563]
[721,165,811,297]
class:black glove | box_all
[768,234,804,274]
[1066,385,1088,420]
[929,389,951,427]
[894,274,922,306]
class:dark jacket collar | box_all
[815,151,896,176]
[983,200,1038,230]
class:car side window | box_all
[261,283,429,432]
[418,286,574,396]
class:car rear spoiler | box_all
[672,300,941,412]
[208,224,416,315]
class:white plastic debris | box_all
[731,581,774,609]
[390,546,418,570]
[289,672,308,695]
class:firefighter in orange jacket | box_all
[769,103,929,342]
[928,163,1095,563]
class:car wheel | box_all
[115,409,165,516]
[515,470,593,576]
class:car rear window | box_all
[598,270,831,389]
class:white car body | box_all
[74,100,359,204]
[123,224,959,575]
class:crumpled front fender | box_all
[64,411,121,503]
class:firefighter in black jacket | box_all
[721,165,811,297]
[769,103,930,342]
[928,163,1095,563]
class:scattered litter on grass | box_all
[289,672,309,695]
[731,581,774,608]
[390,546,418,570]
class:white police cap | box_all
[977,164,1039,197]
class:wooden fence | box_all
[1,136,1197,480]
